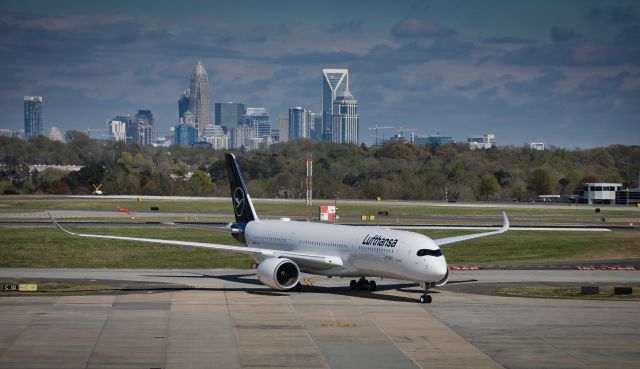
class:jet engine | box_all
[256,258,300,290]
[434,269,449,287]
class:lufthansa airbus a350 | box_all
[51,153,509,303]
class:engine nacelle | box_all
[434,269,449,287]
[256,258,300,290]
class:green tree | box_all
[478,175,500,200]
[527,168,552,196]
[187,170,215,196]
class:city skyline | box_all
[0,0,639,148]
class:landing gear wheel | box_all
[350,280,357,290]
[368,280,377,291]
[419,294,432,304]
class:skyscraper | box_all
[188,61,211,138]
[175,124,197,147]
[215,102,245,126]
[135,110,154,146]
[178,90,190,120]
[322,69,359,144]
[322,69,355,142]
[288,107,311,141]
[108,119,126,141]
[242,108,271,143]
[331,94,359,144]
[278,113,289,143]
[24,96,43,140]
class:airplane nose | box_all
[432,259,448,280]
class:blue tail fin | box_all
[225,153,258,223]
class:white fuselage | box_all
[244,220,448,283]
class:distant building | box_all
[135,110,154,146]
[48,127,64,142]
[12,129,24,140]
[331,94,359,144]
[188,61,211,138]
[312,113,322,140]
[578,183,622,205]
[0,129,12,137]
[323,68,359,143]
[242,108,271,144]
[178,89,190,120]
[288,107,311,140]
[414,135,454,145]
[278,113,289,143]
[271,128,280,144]
[202,124,228,149]
[229,125,258,150]
[108,119,127,141]
[468,134,496,149]
[192,141,212,149]
[174,124,197,147]
[530,142,545,150]
[215,102,245,126]
[112,114,135,144]
[24,96,43,140]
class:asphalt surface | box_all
[1,268,639,369]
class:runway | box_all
[1,268,639,369]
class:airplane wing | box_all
[161,222,239,233]
[49,213,343,268]
[434,212,509,247]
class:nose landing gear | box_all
[419,282,432,304]
[349,277,377,291]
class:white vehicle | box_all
[51,153,509,303]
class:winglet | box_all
[500,211,510,232]
[48,212,77,236]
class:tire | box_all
[368,280,377,291]
[350,280,357,290]
[419,294,432,304]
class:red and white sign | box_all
[319,205,336,221]
[449,265,481,270]
[575,266,636,270]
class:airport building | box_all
[577,183,622,205]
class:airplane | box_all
[50,153,509,303]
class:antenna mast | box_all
[305,153,313,221]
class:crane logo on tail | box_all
[233,187,245,216]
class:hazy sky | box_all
[1,0,639,147]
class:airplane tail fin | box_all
[225,153,258,223]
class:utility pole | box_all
[305,153,312,221]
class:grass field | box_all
[1,225,638,268]
[2,196,639,217]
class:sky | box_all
[0,0,639,148]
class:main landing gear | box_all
[419,282,432,304]
[349,277,376,291]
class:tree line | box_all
[1,131,638,201]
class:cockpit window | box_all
[417,249,443,257]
